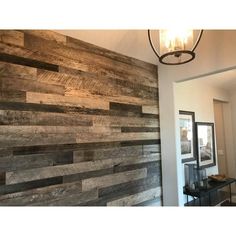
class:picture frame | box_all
[179,110,196,163]
[196,122,216,168]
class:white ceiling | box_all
[55,30,236,92]
[193,69,236,92]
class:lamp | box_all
[148,29,203,65]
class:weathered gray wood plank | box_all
[65,35,157,74]
[37,69,157,101]
[76,132,160,144]
[0,110,92,126]
[24,34,158,88]
[0,77,65,95]
[5,154,153,185]
[107,187,161,206]
[142,105,159,115]
[31,188,98,206]
[0,180,83,205]
[73,144,160,163]
[82,168,147,192]
[0,151,73,172]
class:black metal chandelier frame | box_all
[148,30,204,65]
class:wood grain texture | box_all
[82,168,147,192]
[0,180,83,205]
[0,30,24,47]
[0,61,37,80]
[0,77,65,95]
[0,30,161,206]
[24,33,158,88]
[26,92,110,110]
[107,187,161,206]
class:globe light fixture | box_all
[148,29,203,65]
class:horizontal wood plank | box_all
[142,105,159,115]
[0,110,92,126]
[0,30,24,47]
[0,151,73,172]
[32,188,98,206]
[0,77,65,95]
[107,187,161,206]
[0,61,37,80]
[24,33,158,88]
[0,180,83,205]
[65,35,157,74]
[26,92,110,110]
[0,30,160,206]
[82,168,147,192]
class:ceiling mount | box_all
[148,29,203,65]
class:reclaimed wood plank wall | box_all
[0,30,161,206]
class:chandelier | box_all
[148,29,203,65]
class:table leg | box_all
[229,184,232,204]
[208,192,211,206]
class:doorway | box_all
[213,100,228,176]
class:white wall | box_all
[175,79,230,205]
[159,30,236,206]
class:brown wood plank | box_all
[65,87,157,106]
[65,34,157,74]
[92,115,159,127]
[0,110,92,126]
[24,33,158,88]
[0,148,13,157]
[110,102,142,113]
[0,30,24,47]
[0,90,26,103]
[0,180,83,205]
[20,30,156,74]
[0,172,5,185]
[37,69,157,101]
[26,92,110,110]
[121,127,160,133]
[0,30,160,206]
[21,30,66,44]
[1,77,65,95]
[0,53,59,72]
[76,132,160,144]
[0,42,65,72]
[0,61,37,80]
[81,168,147,192]
[107,187,161,206]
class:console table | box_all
[184,178,236,206]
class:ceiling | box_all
[188,69,236,92]
[55,30,236,92]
